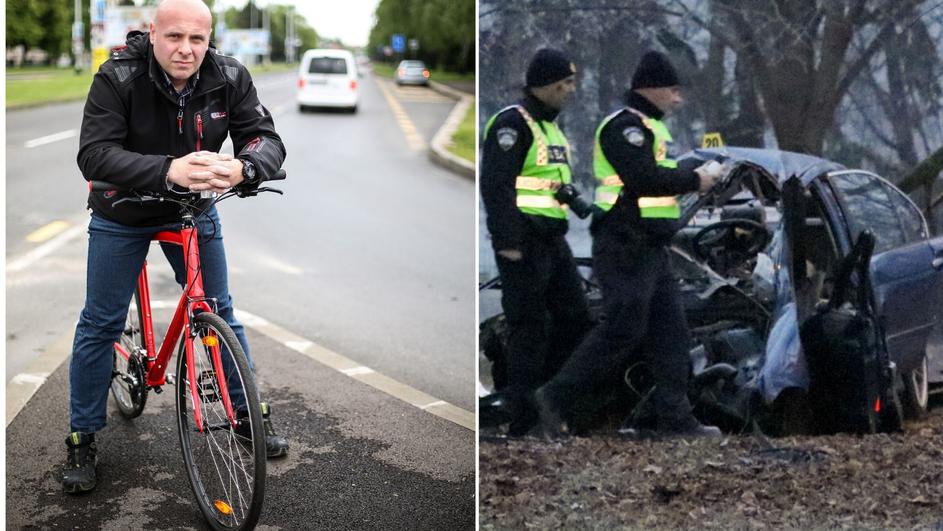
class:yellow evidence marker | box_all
[701,132,725,149]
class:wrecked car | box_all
[479,147,943,436]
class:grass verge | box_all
[7,63,298,109]
[447,101,476,163]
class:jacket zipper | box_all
[177,108,184,134]
[195,112,203,151]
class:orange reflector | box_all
[214,500,233,515]
[874,396,881,413]
[202,336,219,347]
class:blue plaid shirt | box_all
[161,69,200,106]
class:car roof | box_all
[684,147,846,187]
[302,49,354,59]
[398,60,425,66]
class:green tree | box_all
[6,0,45,51]
[368,0,474,73]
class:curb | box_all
[427,80,476,181]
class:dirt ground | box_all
[480,403,943,530]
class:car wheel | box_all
[348,105,358,114]
[902,352,929,418]
[298,104,307,113]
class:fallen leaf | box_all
[909,496,933,506]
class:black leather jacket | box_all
[78,31,286,226]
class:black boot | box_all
[62,432,97,494]
[237,403,289,458]
[533,387,569,440]
[260,402,289,458]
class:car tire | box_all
[298,104,307,114]
[348,105,358,114]
[901,352,929,419]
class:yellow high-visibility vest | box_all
[593,107,681,218]
[485,105,573,219]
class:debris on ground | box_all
[480,407,943,529]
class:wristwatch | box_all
[241,159,259,185]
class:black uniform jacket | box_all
[593,90,700,244]
[480,93,568,251]
[78,31,286,226]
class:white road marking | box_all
[6,223,86,273]
[6,304,475,431]
[233,306,474,430]
[419,400,446,410]
[341,366,375,376]
[10,373,48,386]
[24,129,78,148]
[257,255,304,275]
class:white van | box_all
[297,49,359,113]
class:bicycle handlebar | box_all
[89,169,287,193]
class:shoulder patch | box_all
[623,126,645,147]
[497,127,518,151]
[114,65,138,83]
[223,65,240,82]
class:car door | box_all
[825,170,943,374]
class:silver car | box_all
[395,60,430,86]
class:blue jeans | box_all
[69,207,253,433]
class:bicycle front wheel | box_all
[176,312,265,531]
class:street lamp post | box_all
[73,0,85,72]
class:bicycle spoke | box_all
[177,314,263,530]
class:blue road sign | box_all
[391,34,405,53]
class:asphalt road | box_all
[6,70,475,529]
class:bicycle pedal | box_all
[198,370,221,403]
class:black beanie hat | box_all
[631,51,680,89]
[526,48,576,88]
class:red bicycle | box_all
[93,171,285,531]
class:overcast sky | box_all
[214,0,380,47]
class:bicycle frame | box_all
[112,213,236,433]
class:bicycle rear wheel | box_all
[176,312,265,531]
[111,289,148,418]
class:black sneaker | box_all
[62,432,97,494]
[235,403,289,459]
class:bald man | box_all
[65,0,288,493]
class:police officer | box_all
[535,51,725,437]
[480,48,591,436]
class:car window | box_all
[308,57,348,75]
[882,182,927,243]
[828,172,906,254]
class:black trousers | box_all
[494,233,590,408]
[543,228,696,429]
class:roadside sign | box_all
[391,34,405,53]
[104,6,156,48]
[408,38,419,51]
[92,0,106,24]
